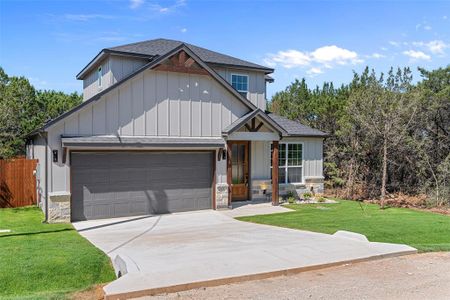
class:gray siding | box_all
[250,138,324,181]
[109,55,148,84]
[29,135,47,209]
[82,55,148,101]
[47,69,249,194]
[83,58,111,101]
[65,69,249,138]
[213,67,267,110]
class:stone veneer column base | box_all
[304,177,325,195]
[251,180,272,201]
[48,192,71,223]
[215,183,229,209]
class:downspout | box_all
[38,131,49,223]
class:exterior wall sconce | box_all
[217,148,227,161]
[52,150,58,163]
[260,183,267,194]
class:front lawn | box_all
[0,206,116,299]
[237,200,450,252]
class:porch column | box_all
[226,142,232,207]
[272,141,279,205]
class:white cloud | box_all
[264,45,362,72]
[180,28,187,33]
[130,0,144,9]
[368,53,386,59]
[389,41,400,47]
[310,45,362,65]
[63,14,115,21]
[150,0,186,14]
[307,67,323,75]
[381,47,388,51]
[424,25,432,31]
[413,40,449,55]
[403,50,431,61]
[266,49,311,68]
[444,16,448,20]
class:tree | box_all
[0,67,82,158]
[347,67,418,206]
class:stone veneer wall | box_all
[48,192,71,223]
[251,179,272,201]
[215,183,229,209]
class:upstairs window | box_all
[98,67,102,87]
[231,74,248,98]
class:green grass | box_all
[237,200,450,252]
[0,206,116,299]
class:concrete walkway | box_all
[73,209,416,300]
[222,201,294,217]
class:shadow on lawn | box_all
[0,228,74,238]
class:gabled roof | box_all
[77,38,273,79]
[29,44,256,135]
[267,113,328,137]
[109,39,274,72]
[222,109,287,136]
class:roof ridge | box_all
[108,38,181,49]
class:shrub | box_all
[288,197,296,204]
[303,192,312,200]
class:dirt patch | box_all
[70,285,105,300]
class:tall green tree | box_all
[0,67,82,158]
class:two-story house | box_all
[26,38,326,222]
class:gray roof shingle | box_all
[268,113,328,137]
[108,38,273,72]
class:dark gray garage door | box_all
[71,151,213,221]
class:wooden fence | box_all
[0,157,38,208]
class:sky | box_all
[0,0,449,98]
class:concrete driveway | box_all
[73,207,416,299]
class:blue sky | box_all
[1,0,449,98]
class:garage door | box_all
[71,151,213,221]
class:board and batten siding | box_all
[250,138,324,181]
[46,69,250,193]
[82,55,149,101]
[213,67,267,110]
[67,69,249,137]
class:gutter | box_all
[38,131,49,223]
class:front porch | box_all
[221,109,287,207]
[219,109,325,209]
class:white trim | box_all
[304,176,324,179]
[270,142,304,185]
[228,132,279,141]
[230,73,249,97]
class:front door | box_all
[231,141,249,201]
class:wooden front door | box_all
[230,141,249,201]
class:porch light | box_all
[260,183,268,194]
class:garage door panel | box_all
[71,152,213,221]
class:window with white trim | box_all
[271,143,303,184]
[231,74,248,98]
[97,67,102,87]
